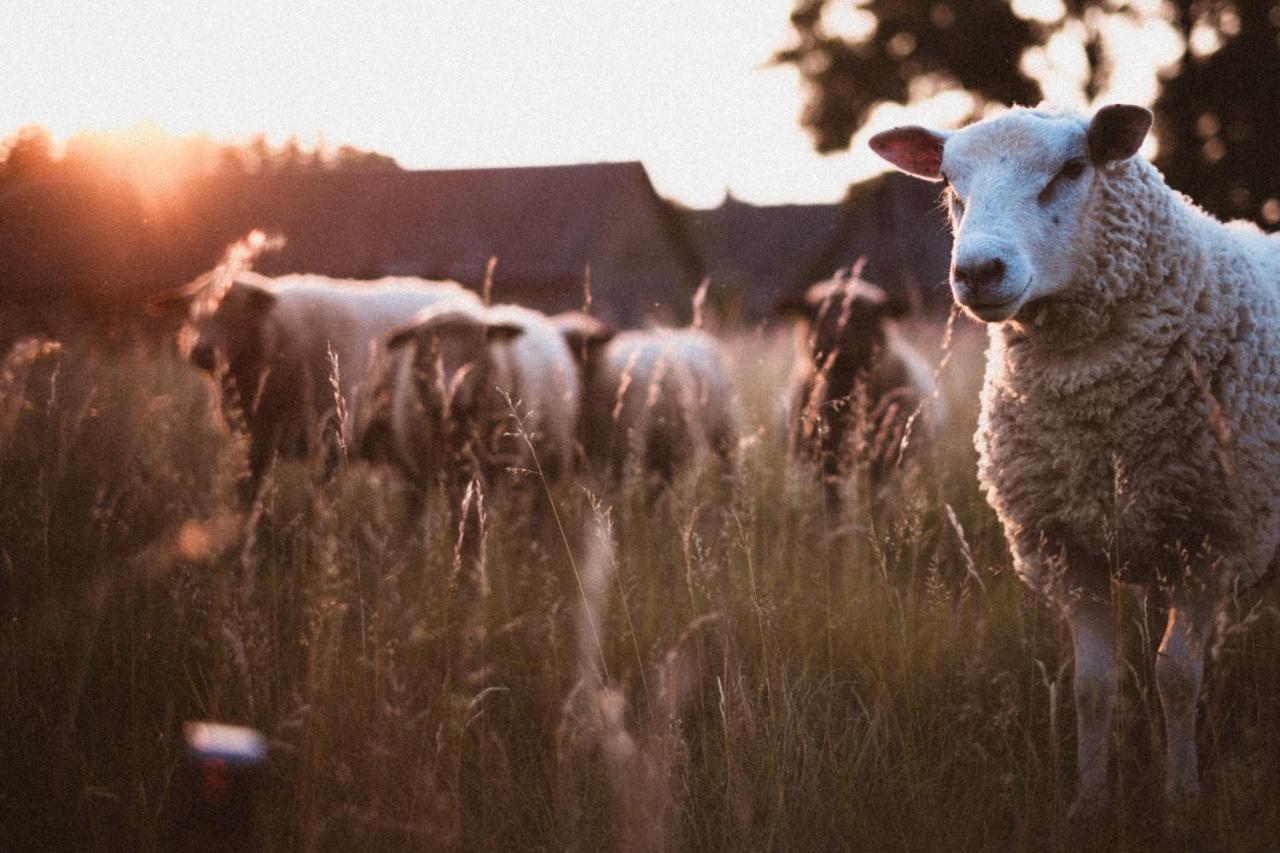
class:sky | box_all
[1,1,1178,208]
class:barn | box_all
[682,192,843,322]
[202,161,704,326]
[684,171,953,321]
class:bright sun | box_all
[62,122,213,197]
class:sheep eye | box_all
[1058,157,1085,180]
[1038,158,1086,204]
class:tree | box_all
[0,126,56,181]
[331,144,400,173]
[776,1,1280,225]
[1154,3,1280,224]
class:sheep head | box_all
[550,310,617,368]
[186,279,279,373]
[870,104,1151,323]
[386,308,523,474]
[388,309,521,418]
[775,272,907,378]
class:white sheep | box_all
[872,103,1280,819]
[379,300,581,492]
[554,312,737,484]
[168,271,478,496]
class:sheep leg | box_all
[1156,588,1216,809]
[1066,594,1116,820]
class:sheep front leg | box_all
[1156,589,1216,810]
[1066,594,1116,820]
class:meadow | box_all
[1,317,1278,853]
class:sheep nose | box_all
[953,258,1006,295]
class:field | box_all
[1,320,1278,853]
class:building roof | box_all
[683,171,953,320]
[208,161,703,325]
[682,194,844,318]
[806,171,953,314]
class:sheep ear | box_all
[145,270,214,319]
[240,282,278,312]
[868,126,948,181]
[146,287,198,320]
[773,291,816,320]
[386,325,420,349]
[561,325,615,354]
[485,322,523,342]
[1087,104,1152,165]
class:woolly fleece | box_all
[976,142,1280,595]
[583,328,738,481]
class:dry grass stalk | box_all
[1188,357,1235,477]
[691,277,710,331]
[4,324,1279,851]
[326,343,348,463]
[483,255,498,306]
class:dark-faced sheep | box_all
[775,270,939,508]
[168,271,478,496]
[553,312,737,485]
[873,103,1280,821]
[378,301,580,493]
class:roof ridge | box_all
[398,160,645,177]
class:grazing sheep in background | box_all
[554,312,737,484]
[551,310,618,469]
[872,103,1280,821]
[378,300,580,494]
[775,269,940,508]
[167,271,477,496]
[552,310,618,370]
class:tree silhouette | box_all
[1154,2,1280,223]
[0,128,404,320]
[0,126,56,181]
[777,1,1280,225]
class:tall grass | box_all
[0,323,1277,852]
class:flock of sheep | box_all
[161,102,1279,831]
[166,269,747,503]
